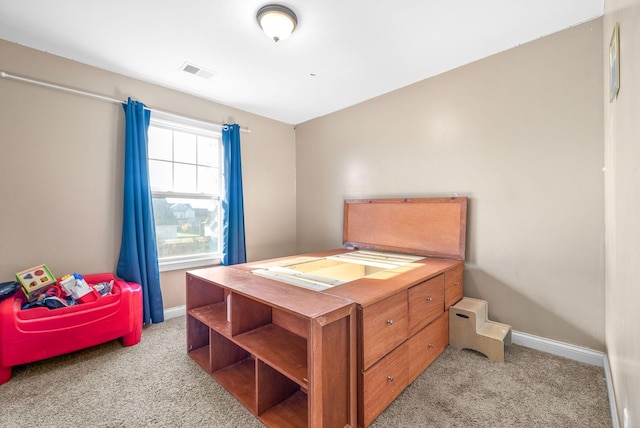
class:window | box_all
[147,113,222,271]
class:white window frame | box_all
[148,111,223,272]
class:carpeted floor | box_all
[0,316,611,427]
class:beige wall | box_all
[0,40,297,309]
[604,0,640,424]
[295,20,605,350]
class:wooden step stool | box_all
[449,297,512,363]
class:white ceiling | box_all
[0,0,603,125]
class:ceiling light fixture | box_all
[256,4,298,42]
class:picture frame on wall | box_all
[609,23,620,102]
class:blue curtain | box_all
[117,98,164,325]
[221,124,247,265]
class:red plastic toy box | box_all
[0,273,142,385]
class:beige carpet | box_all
[0,316,611,427]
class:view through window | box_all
[147,115,222,270]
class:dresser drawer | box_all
[361,291,408,370]
[407,311,449,383]
[444,264,463,309]
[362,342,409,428]
[408,274,444,336]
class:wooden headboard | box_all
[343,197,468,261]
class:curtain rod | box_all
[0,70,250,133]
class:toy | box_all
[16,264,56,302]
[59,274,77,297]
[59,273,100,303]
[93,280,114,296]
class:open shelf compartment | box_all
[235,323,308,388]
[258,390,309,428]
[213,356,257,412]
[187,315,212,372]
[188,302,231,337]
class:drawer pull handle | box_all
[387,319,394,325]
[387,376,394,382]
[455,281,460,286]
[428,343,435,348]
[426,297,433,302]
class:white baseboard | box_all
[511,330,604,367]
[164,305,186,320]
[603,354,620,428]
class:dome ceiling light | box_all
[256,4,298,42]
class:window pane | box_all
[148,115,222,268]
[174,163,196,193]
[153,197,220,258]
[174,131,197,164]
[198,136,217,167]
[149,160,173,192]
[198,166,218,194]
[148,127,173,161]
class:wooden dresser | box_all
[188,197,467,427]
[324,257,463,426]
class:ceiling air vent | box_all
[181,62,216,80]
